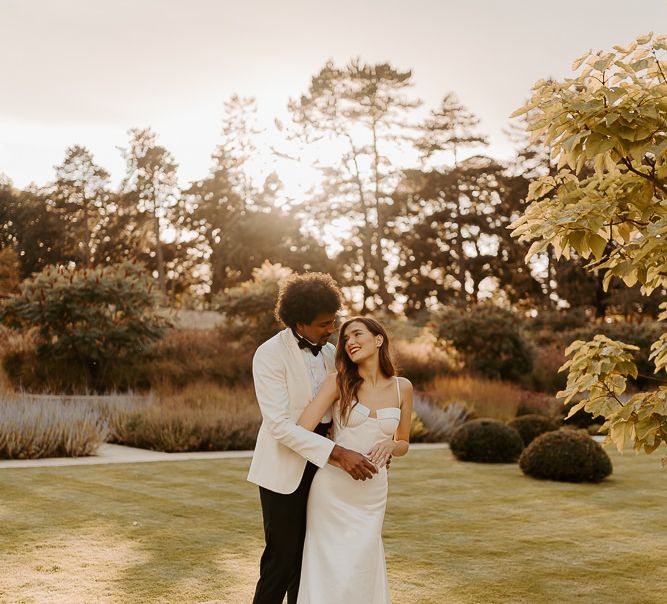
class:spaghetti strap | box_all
[395,376,401,407]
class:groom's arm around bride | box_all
[251,340,377,486]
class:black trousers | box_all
[252,422,331,604]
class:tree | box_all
[0,261,170,391]
[391,157,545,313]
[120,128,179,297]
[392,96,546,312]
[0,183,68,278]
[510,33,667,455]
[184,96,260,296]
[435,304,534,382]
[416,93,488,166]
[507,113,665,316]
[48,145,110,266]
[186,97,331,297]
[215,261,292,345]
[288,59,421,311]
[0,246,20,295]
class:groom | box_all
[248,272,377,604]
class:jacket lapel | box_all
[280,327,313,400]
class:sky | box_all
[1,0,666,196]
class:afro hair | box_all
[275,272,342,328]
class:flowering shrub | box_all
[0,262,169,392]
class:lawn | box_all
[0,448,665,603]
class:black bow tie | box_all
[294,331,323,356]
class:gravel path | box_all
[0,442,448,469]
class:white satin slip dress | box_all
[297,377,402,604]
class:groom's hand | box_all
[330,445,377,480]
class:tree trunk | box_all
[82,193,92,267]
[371,118,391,307]
[153,210,166,297]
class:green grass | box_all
[0,448,665,603]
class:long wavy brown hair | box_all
[335,317,396,424]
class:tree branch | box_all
[621,157,667,196]
[652,50,667,84]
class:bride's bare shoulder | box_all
[397,376,413,391]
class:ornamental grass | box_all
[425,374,524,421]
[411,394,475,442]
[0,383,262,459]
[0,396,109,459]
[109,382,261,452]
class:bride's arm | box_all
[391,378,413,457]
[297,373,338,431]
[368,378,413,465]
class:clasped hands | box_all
[368,438,397,469]
[331,440,395,480]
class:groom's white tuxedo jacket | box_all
[247,327,336,494]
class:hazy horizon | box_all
[2,0,666,194]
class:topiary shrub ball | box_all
[560,400,605,430]
[450,418,524,463]
[507,414,559,446]
[519,430,612,483]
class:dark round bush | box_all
[450,418,524,463]
[507,414,559,446]
[559,400,605,429]
[519,430,612,483]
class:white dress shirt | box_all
[298,335,333,422]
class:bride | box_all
[296,316,413,604]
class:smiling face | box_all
[296,312,337,345]
[342,320,383,364]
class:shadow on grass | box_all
[0,459,263,602]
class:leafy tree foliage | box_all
[435,304,534,382]
[48,145,110,266]
[185,98,332,296]
[509,114,666,315]
[0,246,20,294]
[510,33,667,454]
[215,261,292,344]
[120,128,179,297]
[0,261,170,391]
[0,183,68,278]
[392,157,544,312]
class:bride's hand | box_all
[368,439,396,468]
